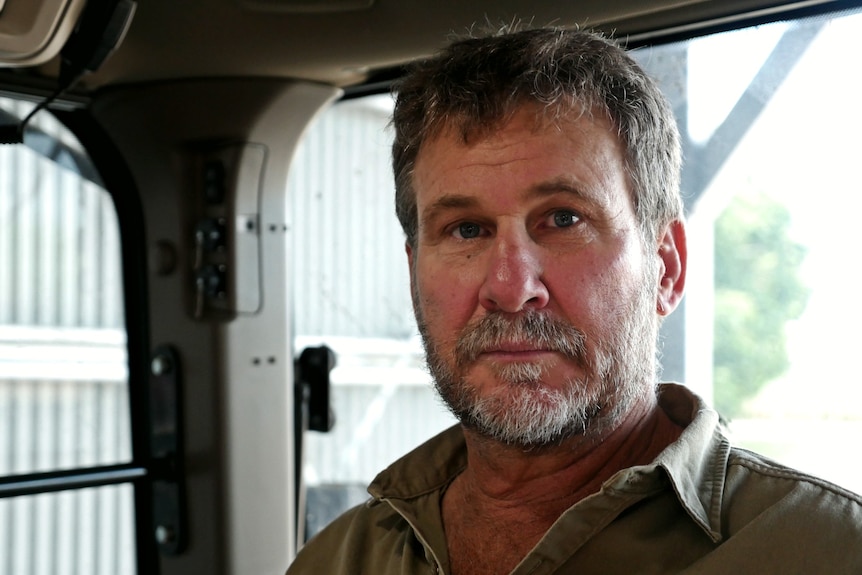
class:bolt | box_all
[155,525,176,545]
[151,354,173,376]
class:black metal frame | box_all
[0,466,148,498]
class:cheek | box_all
[415,259,483,331]
[549,247,647,325]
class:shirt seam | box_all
[728,450,862,506]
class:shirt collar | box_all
[368,383,731,543]
[368,424,467,501]
[652,383,731,543]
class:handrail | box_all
[0,463,147,498]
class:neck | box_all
[453,394,681,520]
[441,393,682,575]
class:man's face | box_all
[407,106,668,447]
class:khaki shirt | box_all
[287,384,862,574]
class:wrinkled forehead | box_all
[421,99,615,151]
[414,102,630,203]
[415,106,633,210]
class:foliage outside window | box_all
[713,192,809,419]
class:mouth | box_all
[479,345,558,361]
[453,310,587,368]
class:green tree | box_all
[713,192,809,419]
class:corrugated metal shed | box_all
[288,95,416,340]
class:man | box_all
[288,27,862,574]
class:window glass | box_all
[0,485,135,575]
[633,9,862,493]
[0,98,134,572]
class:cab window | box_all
[0,98,136,573]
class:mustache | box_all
[454,311,587,367]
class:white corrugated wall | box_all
[288,96,455,491]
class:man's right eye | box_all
[455,222,481,239]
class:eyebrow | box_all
[420,194,480,231]
[418,176,609,234]
[530,178,593,201]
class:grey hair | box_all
[391,26,682,248]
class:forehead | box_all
[412,106,631,213]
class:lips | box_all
[482,343,554,356]
[491,340,539,351]
[454,310,587,368]
[477,344,562,368]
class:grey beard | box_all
[416,293,658,448]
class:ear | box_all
[656,219,687,316]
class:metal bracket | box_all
[293,344,337,544]
[149,344,187,556]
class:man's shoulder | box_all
[305,497,409,550]
[723,445,862,532]
[726,446,862,504]
[288,499,410,574]
[287,427,462,574]
[682,446,862,571]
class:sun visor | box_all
[0,0,88,66]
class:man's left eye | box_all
[456,222,482,239]
[551,210,579,228]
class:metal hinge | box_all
[149,344,187,556]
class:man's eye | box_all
[455,222,482,239]
[552,210,579,228]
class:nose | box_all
[478,230,550,313]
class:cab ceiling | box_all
[40,0,845,90]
